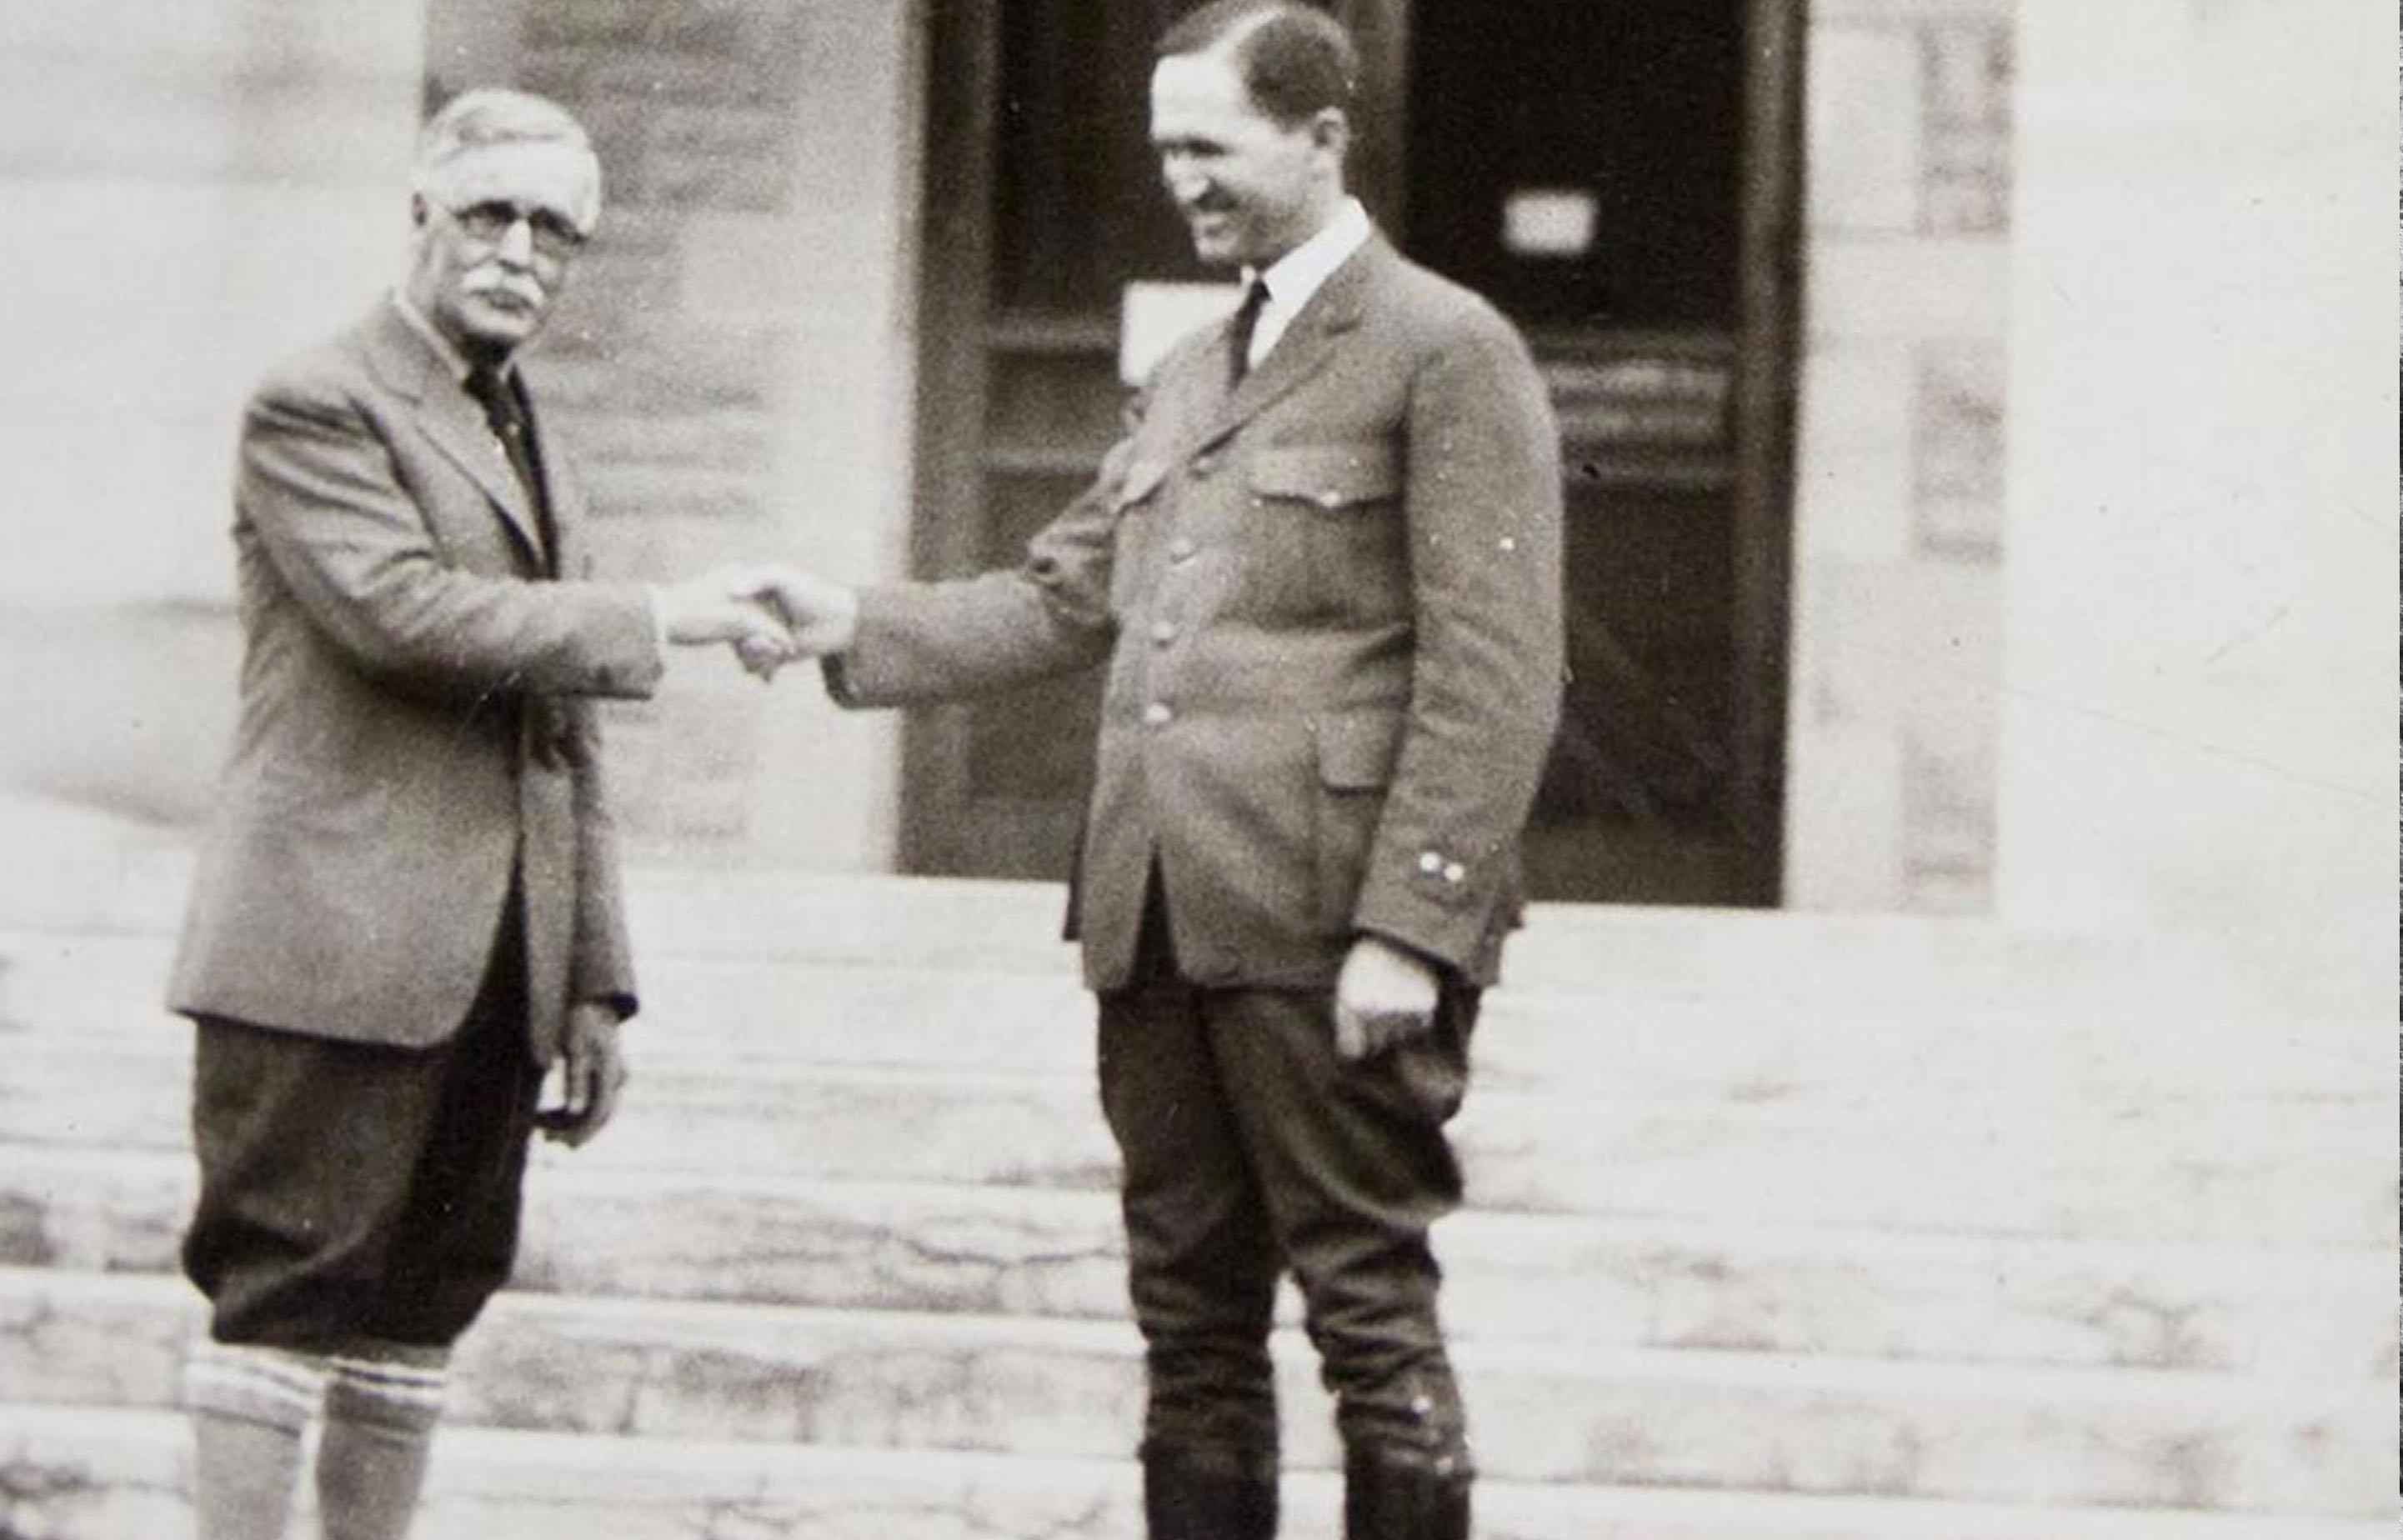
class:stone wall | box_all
[0,0,423,608]
[1783,0,2018,912]
[0,2,423,823]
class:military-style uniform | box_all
[829,224,1562,1522]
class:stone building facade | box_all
[0,0,2386,958]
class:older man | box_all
[748,5,1564,1536]
[168,89,783,1540]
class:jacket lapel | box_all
[523,379,583,575]
[361,303,548,571]
[1194,234,1381,451]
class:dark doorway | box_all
[906,0,1800,904]
[1406,2,1745,328]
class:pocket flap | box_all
[1316,710,1405,790]
[1250,442,1401,509]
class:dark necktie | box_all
[1227,278,1270,387]
[463,364,557,572]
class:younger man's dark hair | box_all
[1156,1,1359,127]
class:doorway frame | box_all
[903,0,1805,904]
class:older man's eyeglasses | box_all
[443,200,588,261]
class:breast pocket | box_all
[1247,442,1408,623]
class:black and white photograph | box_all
[0,2,2390,1538]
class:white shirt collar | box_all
[389,288,508,386]
[1240,197,1372,368]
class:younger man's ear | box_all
[1309,108,1350,157]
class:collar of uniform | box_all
[1242,197,1373,356]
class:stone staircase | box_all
[0,821,2390,1538]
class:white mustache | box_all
[467,279,545,309]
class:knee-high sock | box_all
[315,1350,449,1540]
[183,1342,327,1540]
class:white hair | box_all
[411,89,603,232]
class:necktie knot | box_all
[461,362,556,569]
[463,365,521,442]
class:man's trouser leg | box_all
[181,892,539,1540]
[1099,960,1283,1539]
[1206,984,1479,1540]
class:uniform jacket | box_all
[835,232,1565,992]
[170,301,663,1059]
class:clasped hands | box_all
[653,564,858,678]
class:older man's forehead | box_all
[427,139,599,223]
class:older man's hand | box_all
[538,1002,628,1148]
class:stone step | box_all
[1,928,2378,1108]
[614,875,2369,1022]
[0,832,2368,1023]
[3,1032,2385,1248]
[2,1148,2387,1378]
[3,1269,2387,1515]
[7,1404,2390,1540]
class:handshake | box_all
[655,565,858,682]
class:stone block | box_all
[1783,558,2006,911]
[1900,730,1996,907]
[1806,28,1924,234]
[1809,238,2012,342]
[1922,18,2013,128]
[566,408,775,472]
[678,212,898,328]
[1779,714,1907,909]
[1793,343,1915,562]
[585,462,769,525]
[608,101,798,212]
[594,692,767,845]
[1910,339,2008,558]
[1920,20,2015,233]
[523,0,807,74]
[1921,128,2013,235]
[517,0,668,50]
[562,324,780,414]
[547,240,681,326]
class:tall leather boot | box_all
[1140,1440,1279,1540]
[1344,1446,1471,1540]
